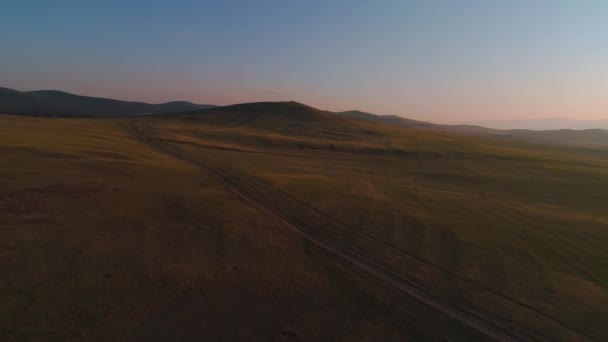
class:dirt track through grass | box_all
[127,119,595,341]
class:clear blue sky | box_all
[1,1,607,122]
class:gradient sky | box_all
[1,1,607,122]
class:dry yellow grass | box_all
[2,106,608,340]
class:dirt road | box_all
[126,120,587,342]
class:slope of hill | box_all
[0,87,215,117]
[336,108,608,149]
[336,110,507,135]
[2,101,608,340]
[166,101,392,141]
[337,110,440,129]
[6,85,607,150]
[144,102,608,339]
[169,101,332,124]
[0,113,463,341]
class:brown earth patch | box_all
[0,182,104,215]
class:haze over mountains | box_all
[467,118,608,130]
[336,109,608,148]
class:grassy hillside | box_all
[0,114,469,341]
[5,83,607,149]
[2,102,607,340]
[337,110,440,129]
[0,87,215,117]
[149,102,608,339]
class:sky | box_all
[1,0,607,123]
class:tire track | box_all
[127,120,592,342]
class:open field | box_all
[152,103,608,339]
[0,114,475,341]
[2,104,608,340]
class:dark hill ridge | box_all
[0,87,215,117]
[163,101,393,141]
[171,102,433,131]
[167,101,332,123]
[4,86,608,149]
[169,101,608,146]
[337,110,440,129]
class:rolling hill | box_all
[336,110,440,129]
[4,85,608,150]
[140,103,608,340]
[2,101,608,340]
[0,87,215,117]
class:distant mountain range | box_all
[336,110,608,149]
[0,87,215,117]
[3,86,608,149]
[465,118,608,130]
